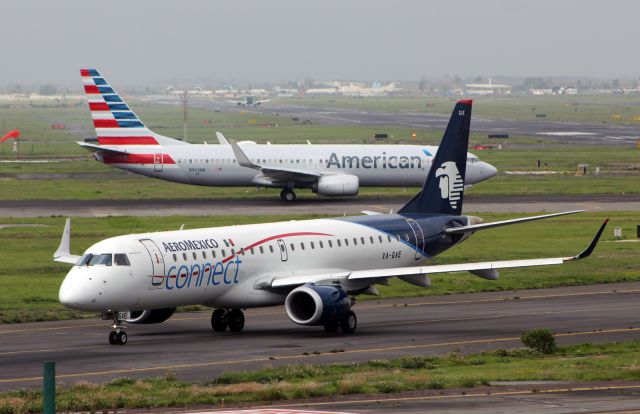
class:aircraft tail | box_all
[80,69,184,146]
[398,100,472,215]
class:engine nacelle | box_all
[314,174,359,196]
[284,284,351,326]
[124,308,176,324]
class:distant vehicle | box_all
[54,99,607,345]
[77,69,497,202]
[229,96,270,107]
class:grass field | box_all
[0,211,637,323]
[1,339,639,413]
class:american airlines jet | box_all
[55,100,606,345]
[78,69,496,201]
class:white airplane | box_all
[228,96,270,106]
[77,69,497,202]
[55,99,607,345]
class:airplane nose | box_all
[58,276,85,309]
[482,162,498,178]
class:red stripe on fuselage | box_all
[102,153,176,165]
[84,85,100,94]
[89,102,110,111]
[221,232,334,263]
[97,136,158,145]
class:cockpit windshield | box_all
[75,253,130,267]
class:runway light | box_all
[411,132,417,139]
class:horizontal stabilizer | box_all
[445,210,584,235]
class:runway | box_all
[1,281,639,392]
[1,195,638,217]
[194,101,640,146]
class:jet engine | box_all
[314,174,359,196]
[284,284,351,326]
[124,308,176,324]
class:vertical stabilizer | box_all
[398,100,472,215]
[80,69,184,146]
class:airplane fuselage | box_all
[97,143,495,188]
[59,213,469,313]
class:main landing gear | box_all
[108,314,128,345]
[323,310,357,334]
[280,188,296,202]
[211,308,245,332]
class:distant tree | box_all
[39,84,57,95]
[612,78,620,89]
[453,74,462,88]
[473,75,483,83]
[418,76,427,92]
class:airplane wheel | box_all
[280,189,296,202]
[323,322,339,333]
[211,309,228,332]
[116,331,128,345]
[108,331,118,345]
[227,309,245,332]
[340,311,357,334]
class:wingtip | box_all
[573,218,609,260]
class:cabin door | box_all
[406,219,425,260]
[140,239,165,287]
[277,239,288,262]
[153,153,163,172]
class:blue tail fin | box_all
[398,100,472,215]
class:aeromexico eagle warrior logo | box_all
[435,161,464,209]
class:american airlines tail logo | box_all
[435,161,464,209]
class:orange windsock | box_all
[0,129,20,143]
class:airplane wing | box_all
[53,218,81,264]
[229,138,321,184]
[264,219,608,289]
[445,210,584,235]
[215,131,229,145]
[77,142,130,155]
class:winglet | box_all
[228,139,259,169]
[54,218,71,259]
[571,218,609,260]
[215,131,229,145]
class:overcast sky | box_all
[1,0,639,87]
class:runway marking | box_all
[1,287,638,336]
[1,326,639,384]
[240,384,640,410]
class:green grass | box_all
[0,212,637,323]
[2,339,639,413]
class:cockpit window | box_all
[88,254,112,266]
[76,254,93,266]
[114,254,130,266]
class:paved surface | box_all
[195,102,640,146]
[1,282,639,392]
[1,195,638,217]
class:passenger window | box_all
[310,241,315,249]
[337,239,341,247]
[212,250,216,258]
[269,245,274,253]
[173,254,177,261]
[259,246,264,254]
[328,240,333,248]
[361,237,365,244]
[114,254,130,266]
[319,241,324,248]
[370,236,374,244]
[290,243,295,251]
[378,236,383,243]
[222,249,226,257]
[192,252,197,259]
[202,251,207,259]
[250,247,255,255]
[388,235,392,242]
[344,238,349,246]
[300,242,305,250]
[183,253,187,260]
[353,238,358,245]
[231,248,235,255]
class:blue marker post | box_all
[43,361,55,414]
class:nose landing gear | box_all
[108,313,127,345]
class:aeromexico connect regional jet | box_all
[55,100,607,346]
[78,69,496,202]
